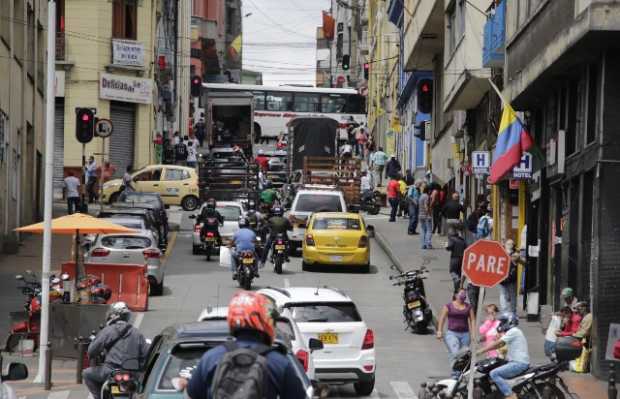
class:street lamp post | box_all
[33,0,57,387]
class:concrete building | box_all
[54,0,163,196]
[502,0,620,377]
[0,0,47,250]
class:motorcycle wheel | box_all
[274,256,283,274]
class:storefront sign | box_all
[112,39,145,68]
[472,151,490,176]
[511,152,533,179]
[100,73,153,104]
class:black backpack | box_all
[175,142,187,160]
[211,341,271,399]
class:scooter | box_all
[235,250,257,290]
[389,266,432,334]
[361,189,381,215]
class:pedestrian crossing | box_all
[17,380,422,399]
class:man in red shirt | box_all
[255,149,269,171]
[387,174,401,222]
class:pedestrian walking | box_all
[443,192,465,235]
[64,171,81,214]
[476,208,493,239]
[418,185,433,249]
[186,139,198,168]
[430,184,443,235]
[173,131,181,145]
[436,289,475,377]
[465,202,487,244]
[387,174,401,222]
[397,175,408,218]
[195,113,206,147]
[407,183,420,235]
[446,230,466,292]
[499,239,519,316]
[385,154,401,180]
[479,304,500,358]
[370,147,388,186]
[85,156,98,203]
[175,136,188,165]
[97,161,116,183]
[122,165,134,192]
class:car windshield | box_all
[286,302,362,322]
[106,219,145,230]
[312,217,361,230]
[157,345,211,391]
[101,236,151,249]
[217,205,242,222]
[295,194,343,213]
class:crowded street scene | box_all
[0,0,619,398]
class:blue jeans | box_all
[408,203,418,233]
[389,198,399,221]
[444,330,470,376]
[544,340,557,359]
[490,361,529,396]
[420,218,433,248]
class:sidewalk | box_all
[370,213,608,398]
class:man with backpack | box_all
[175,136,188,165]
[476,208,493,240]
[186,291,309,399]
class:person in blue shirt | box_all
[231,217,259,278]
[186,291,309,399]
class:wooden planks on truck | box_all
[303,156,361,206]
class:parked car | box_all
[0,356,29,399]
[101,165,200,211]
[258,286,376,396]
[83,216,151,251]
[197,303,323,382]
[85,232,165,295]
[117,191,170,238]
[98,207,163,250]
[191,201,245,254]
[302,212,370,273]
[287,186,347,252]
[134,321,313,399]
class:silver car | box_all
[86,232,165,296]
[192,201,245,254]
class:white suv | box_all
[287,186,347,251]
[258,287,376,396]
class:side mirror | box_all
[4,363,28,381]
[308,338,324,353]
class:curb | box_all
[373,229,440,329]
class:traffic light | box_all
[191,75,202,97]
[75,108,95,144]
[417,79,433,114]
[342,55,350,71]
[363,63,369,80]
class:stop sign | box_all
[462,240,511,288]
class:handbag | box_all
[569,341,591,373]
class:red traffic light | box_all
[82,114,91,122]
[421,83,430,93]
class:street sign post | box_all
[462,239,511,399]
[95,118,113,138]
[472,151,490,177]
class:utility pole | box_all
[33,0,56,386]
[178,0,191,137]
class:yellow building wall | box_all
[63,0,156,169]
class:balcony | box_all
[316,27,329,50]
[482,0,505,68]
[56,32,65,61]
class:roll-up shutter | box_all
[53,99,65,198]
[109,102,136,178]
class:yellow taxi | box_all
[101,165,200,211]
[302,212,370,273]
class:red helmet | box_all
[227,291,276,344]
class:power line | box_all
[244,0,316,40]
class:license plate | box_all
[318,332,339,345]
[242,258,254,264]
[275,244,285,250]
[110,385,121,395]
[407,301,421,309]
[330,255,343,262]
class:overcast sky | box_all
[242,0,331,86]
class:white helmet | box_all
[107,301,130,323]
[258,149,264,155]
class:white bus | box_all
[202,83,367,140]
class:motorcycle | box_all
[235,250,257,290]
[389,266,432,334]
[271,233,288,274]
[100,359,141,399]
[202,231,218,261]
[361,189,381,215]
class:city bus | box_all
[202,83,367,140]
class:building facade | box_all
[0,0,47,250]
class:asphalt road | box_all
[137,213,450,398]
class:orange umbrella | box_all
[16,212,136,235]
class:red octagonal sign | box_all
[462,240,511,288]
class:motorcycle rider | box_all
[199,198,224,245]
[260,206,293,268]
[476,313,530,399]
[230,217,259,279]
[185,291,309,399]
[83,302,149,399]
[259,180,279,211]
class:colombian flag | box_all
[489,104,533,183]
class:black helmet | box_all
[206,198,216,209]
[496,312,519,333]
[238,217,249,228]
[271,206,283,217]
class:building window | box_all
[447,1,464,55]
[566,82,577,155]
[0,0,10,46]
[27,5,35,78]
[447,6,457,54]
[14,0,25,62]
[112,0,137,40]
[586,63,598,144]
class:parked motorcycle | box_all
[389,266,432,334]
[235,250,257,290]
[271,233,288,274]
[361,189,381,215]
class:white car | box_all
[191,201,245,254]
[258,287,375,396]
[287,186,347,251]
[197,304,323,382]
